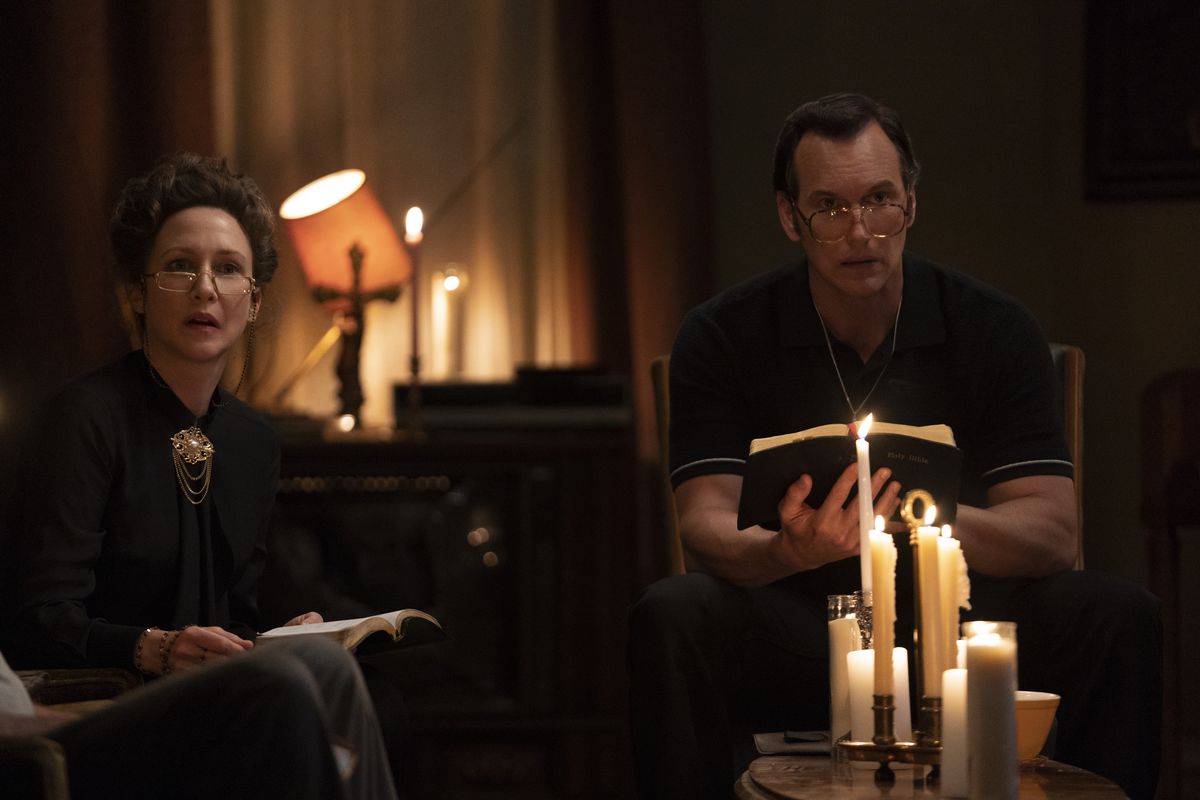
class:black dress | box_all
[10,349,279,669]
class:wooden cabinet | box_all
[262,421,638,798]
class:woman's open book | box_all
[258,609,444,654]
[737,421,962,530]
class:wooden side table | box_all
[735,755,1127,799]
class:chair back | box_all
[650,355,685,576]
[1050,343,1085,569]
[650,343,1085,577]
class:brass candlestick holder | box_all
[835,488,944,784]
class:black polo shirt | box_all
[669,252,1073,515]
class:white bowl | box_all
[1015,690,1060,761]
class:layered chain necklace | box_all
[147,357,216,505]
[814,295,903,423]
[170,426,215,505]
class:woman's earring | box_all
[234,311,257,397]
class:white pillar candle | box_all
[891,646,914,743]
[855,414,875,592]
[829,615,861,741]
[846,647,913,744]
[847,649,875,743]
[941,668,969,798]
[967,623,1018,799]
[956,638,966,669]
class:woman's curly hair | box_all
[110,153,278,286]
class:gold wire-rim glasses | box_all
[143,270,257,296]
[792,200,911,244]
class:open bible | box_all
[257,609,444,654]
[736,421,962,530]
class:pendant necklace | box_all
[147,356,216,505]
[814,295,903,423]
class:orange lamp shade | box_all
[280,169,410,297]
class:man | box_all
[1,637,398,800]
[628,93,1160,799]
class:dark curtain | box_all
[0,0,214,433]
[554,0,714,581]
[0,0,215,598]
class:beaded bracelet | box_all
[133,628,153,674]
[163,624,196,675]
[158,629,174,675]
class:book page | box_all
[259,609,440,639]
[871,422,956,446]
[749,423,849,454]
[749,422,956,454]
[259,614,389,639]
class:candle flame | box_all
[941,524,952,538]
[924,505,937,525]
[875,514,885,531]
[857,413,874,440]
[405,206,424,238]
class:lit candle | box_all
[869,527,896,696]
[938,526,964,675]
[403,206,425,403]
[404,206,424,245]
[855,414,875,592]
[966,621,1018,799]
[941,667,969,797]
[916,505,944,695]
[828,596,862,742]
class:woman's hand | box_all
[284,611,324,626]
[136,626,252,676]
[169,626,252,673]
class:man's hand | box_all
[675,465,901,587]
[775,463,901,573]
[284,611,325,626]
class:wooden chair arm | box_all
[0,734,71,800]
[16,668,141,706]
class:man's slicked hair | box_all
[772,93,921,199]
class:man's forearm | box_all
[954,476,1078,577]
[678,506,796,588]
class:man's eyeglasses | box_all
[792,200,910,244]
[143,270,257,296]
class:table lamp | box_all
[279,169,410,426]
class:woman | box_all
[7,155,402,800]
[11,153,320,675]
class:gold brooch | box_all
[170,425,215,504]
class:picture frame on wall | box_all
[1084,0,1200,200]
